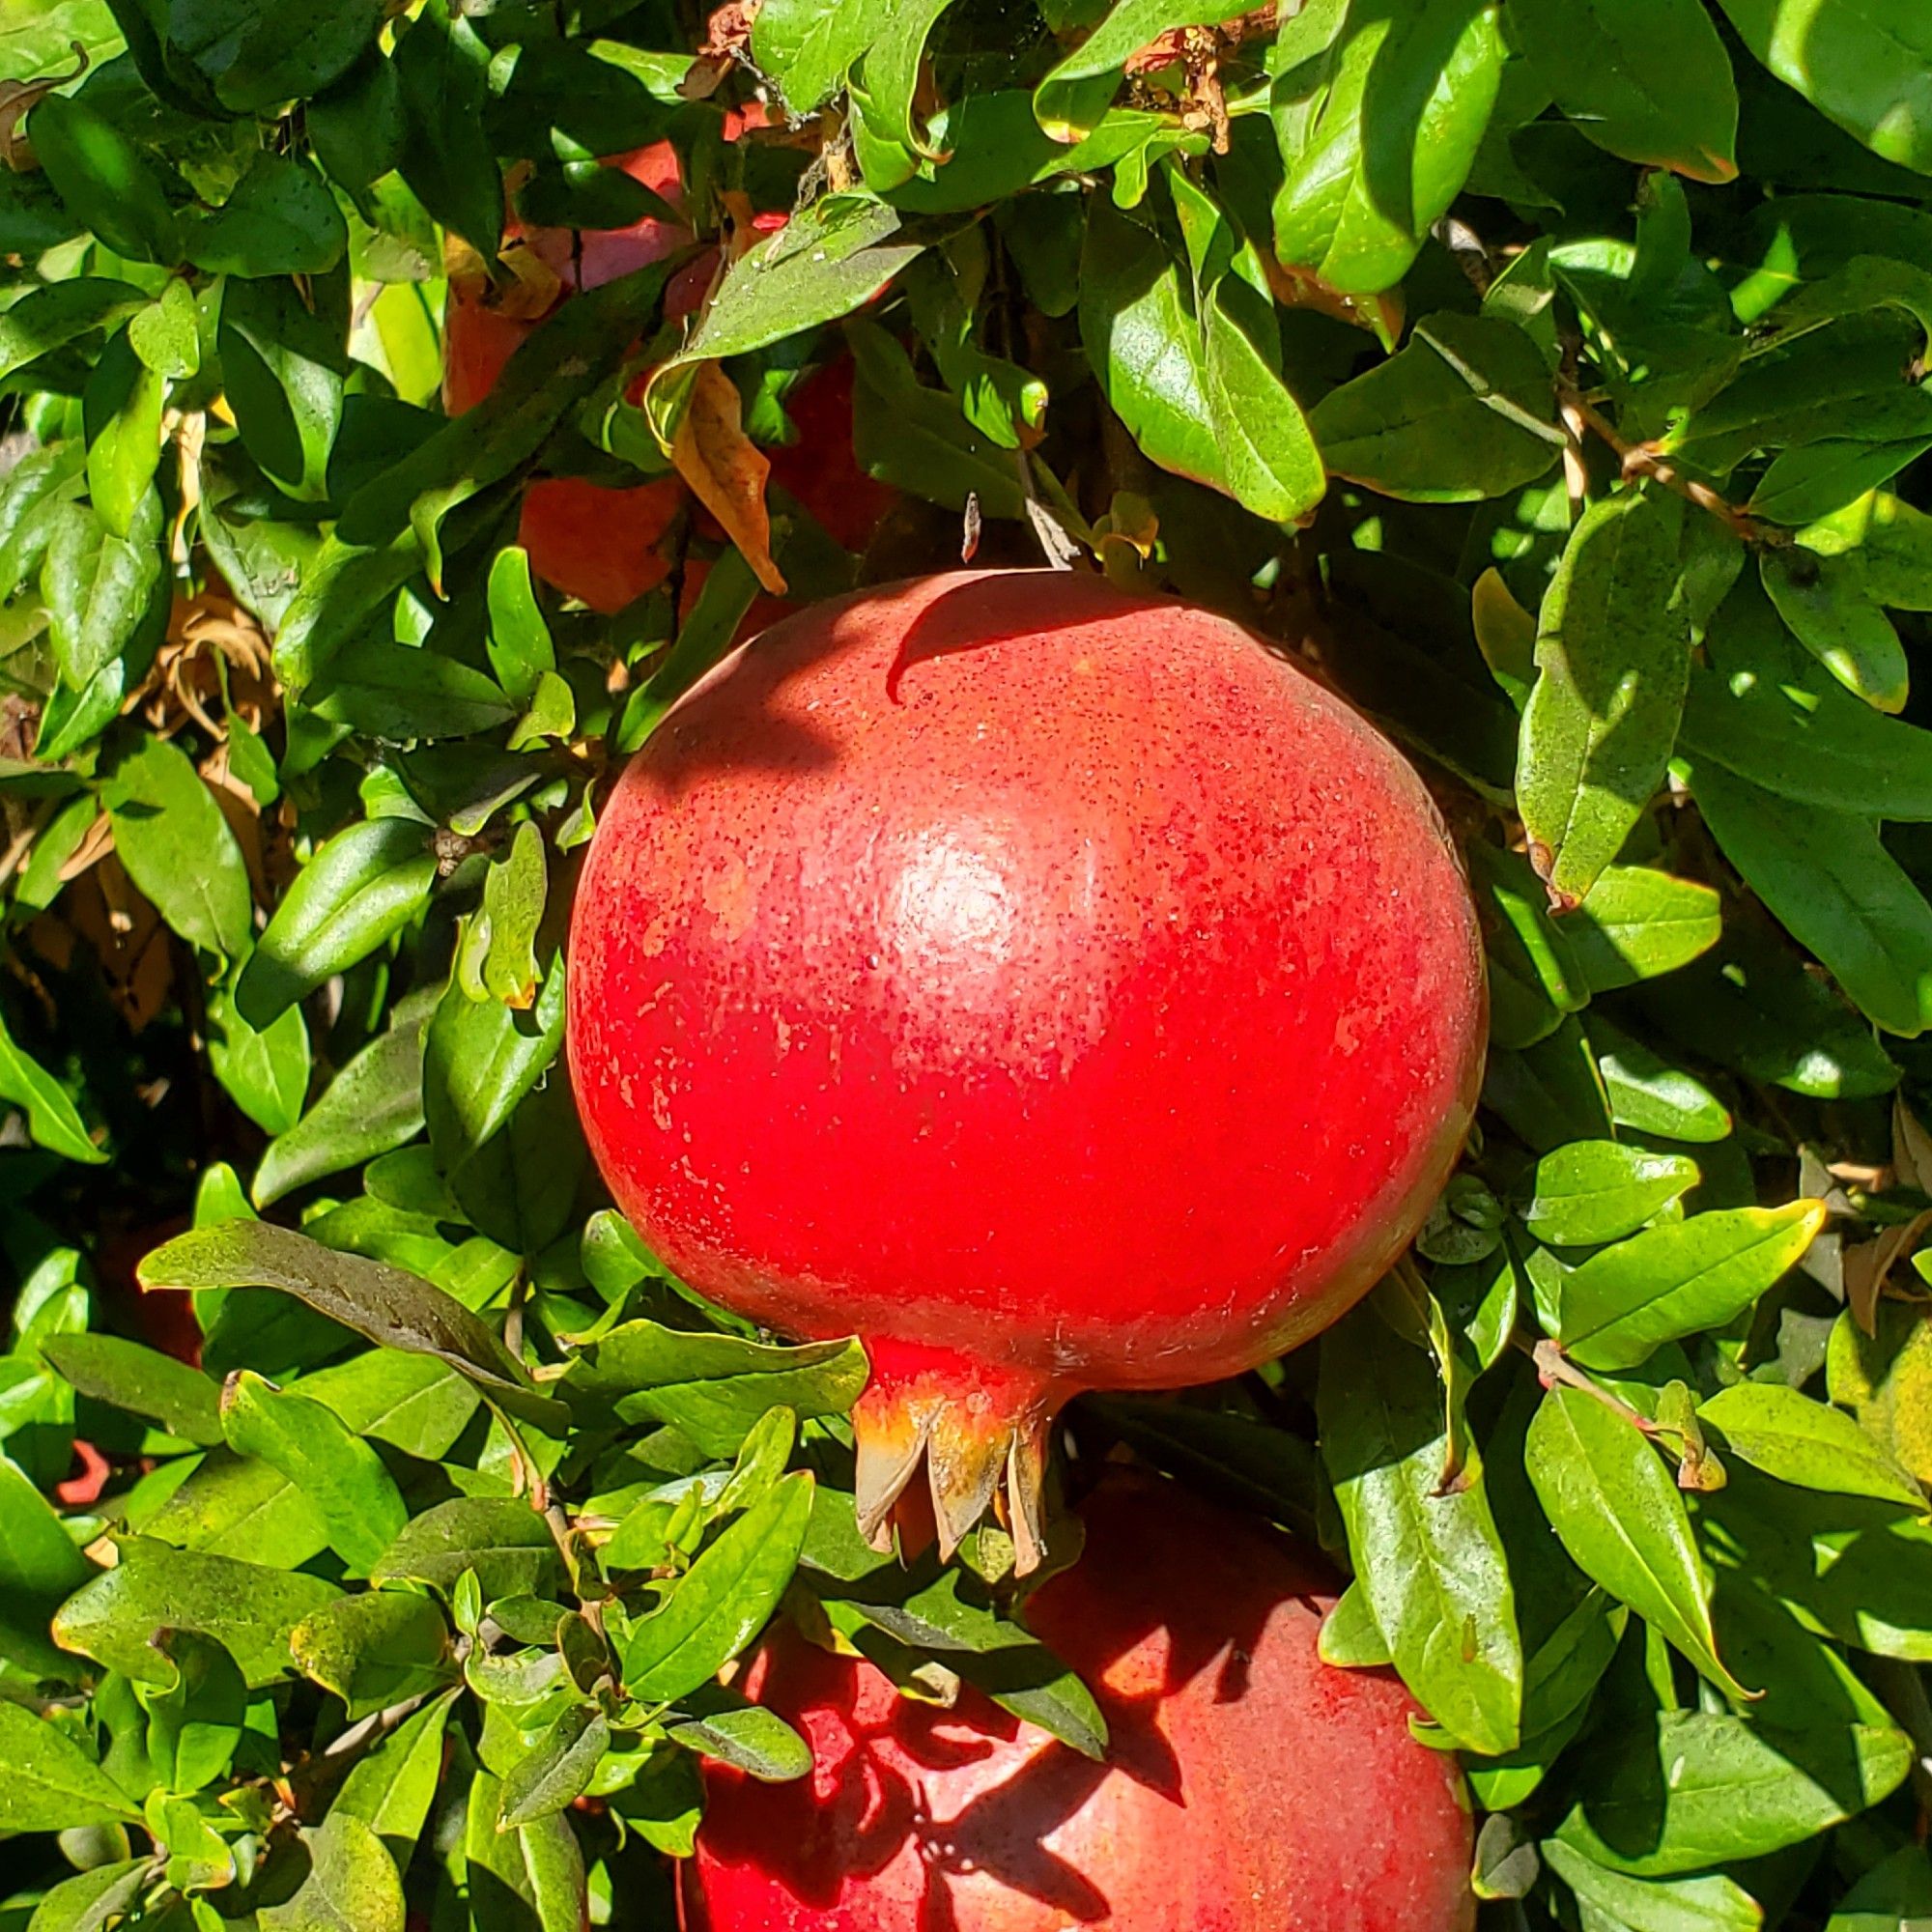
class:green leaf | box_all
[139,1449,330,1568]
[220,1370,409,1573]
[102,732,253,960]
[485,548,555,703]
[29,91,182,265]
[0,1701,140,1832]
[0,1452,90,1676]
[424,956,566,1185]
[1558,1201,1826,1370]
[218,271,349,505]
[620,1472,814,1703]
[169,0,381,111]
[1510,0,1738,181]
[188,154,348,277]
[0,279,148,384]
[1271,0,1505,296]
[0,1006,104,1164]
[236,818,437,1030]
[1760,544,1909,713]
[333,1689,455,1870]
[1684,585,1932,818]
[1311,312,1562,502]
[858,0,957,155]
[40,1332,223,1444]
[1318,1309,1522,1755]
[463,1772,587,1932]
[1035,0,1254,137]
[307,638,516,739]
[476,823,547,1011]
[260,1812,405,1932]
[142,1219,560,1426]
[752,0,883,113]
[42,492,164,697]
[295,1350,480,1462]
[138,1627,246,1796]
[1469,838,1589,1049]
[1554,1705,1912,1876]
[671,198,922,366]
[371,1498,565,1603]
[392,7,501,261]
[1568,866,1723,992]
[206,981,311,1138]
[1687,758,1932,1037]
[568,1321,868,1457]
[1518,491,1712,908]
[1717,0,1932,176]
[21,1860,150,1932]
[668,1696,812,1781]
[54,1537,342,1687]
[84,334,164,540]
[1543,1840,1762,1932]
[1826,1848,1932,1932]
[499,1706,611,1827]
[1698,1383,1924,1508]
[254,1003,428,1206]
[1522,1141,1700,1247]
[290,1589,455,1719]
[1524,1385,1747,1697]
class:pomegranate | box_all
[442,129,893,613]
[683,1472,1476,1932]
[568,570,1485,1564]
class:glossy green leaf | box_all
[1525,1386,1747,1696]
[500,1706,610,1827]
[139,1449,331,1568]
[1518,492,1705,909]
[40,1332,223,1444]
[463,1771,587,1932]
[1522,1142,1700,1247]
[485,547,555,703]
[1717,0,1932,176]
[236,818,437,1030]
[1319,1309,1522,1754]
[54,1537,342,1687]
[1511,0,1738,180]
[142,1219,561,1429]
[290,1589,455,1718]
[217,270,349,505]
[0,1702,139,1832]
[188,154,347,276]
[1688,758,1932,1036]
[569,1321,868,1457]
[371,1498,565,1603]
[392,8,501,261]
[29,91,182,265]
[206,982,311,1138]
[0,1007,104,1164]
[260,1811,405,1932]
[220,1370,408,1572]
[1558,1201,1826,1369]
[0,279,148,384]
[668,1696,812,1781]
[1554,1704,1912,1876]
[102,735,254,959]
[1698,1383,1923,1508]
[41,492,164,698]
[84,334,164,540]
[1272,0,1505,296]
[1568,866,1723,992]
[1311,313,1562,502]
[138,1627,246,1796]
[169,0,381,111]
[333,1689,456,1870]
[0,1452,90,1676]
[620,1472,813,1703]
[21,1860,150,1932]
[1543,1839,1762,1932]
[753,0,883,113]
[1760,544,1909,713]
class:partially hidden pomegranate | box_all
[443,128,893,613]
[569,570,1485,1565]
[683,1471,1476,1932]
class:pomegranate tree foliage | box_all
[1,0,1931,1924]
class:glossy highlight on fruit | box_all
[683,1472,1477,1932]
[569,570,1486,1565]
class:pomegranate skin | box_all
[568,570,1485,1557]
[683,1474,1476,1932]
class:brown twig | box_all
[1560,384,1769,544]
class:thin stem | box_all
[1560,385,1769,544]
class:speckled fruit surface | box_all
[682,1472,1478,1932]
[567,569,1486,1557]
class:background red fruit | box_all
[684,1472,1476,1932]
[568,570,1486,1563]
[442,132,890,614]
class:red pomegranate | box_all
[683,1472,1476,1932]
[568,570,1485,1564]
[443,128,893,613]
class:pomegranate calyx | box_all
[850,1341,1062,1575]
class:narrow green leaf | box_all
[371,1498,565,1603]
[40,1332,223,1445]
[103,735,255,959]
[0,1701,140,1832]
[1698,1383,1924,1508]
[1522,1142,1700,1247]
[290,1590,455,1719]
[260,1812,405,1932]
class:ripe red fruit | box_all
[568,570,1486,1564]
[682,1472,1476,1932]
[442,132,891,613]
